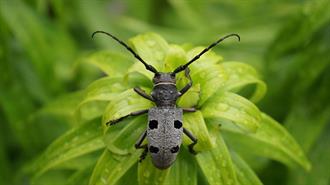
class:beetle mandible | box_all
[92,31,240,169]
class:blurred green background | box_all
[0,0,329,185]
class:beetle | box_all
[92,31,240,169]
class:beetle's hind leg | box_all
[135,130,148,162]
[138,145,148,162]
[183,128,198,155]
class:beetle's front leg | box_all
[135,130,148,162]
[178,68,192,97]
[134,87,154,102]
[183,128,198,155]
[106,109,148,126]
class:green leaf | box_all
[222,62,267,103]
[186,47,223,65]
[183,111,214,151]
[104,116,147,155]
[115,163,138,185]
[287,124,330,185]
[196,128,238,185]
[138,156,171,185]
[102,89,153,129]
[54,152,100,171]
[36,91,84,125]
[130,33,169,65]
[285,106,330,152]
[79,77,124,105]
[76,101,108,125]
[202,92,261,133]
[222,113,311,170]
[89,149,140,185]
[85,50,134,76]
[0,0,75,92]
[123,72,153,88]
[231,152,263,185]
[164,148,197,185]
[75,77,123,123]
[163,44,187,72]
[189,60,227,106]
[128,33,170,78]
[76,74,152,124]
[178,83,201,108]
[65,167,93,185]
[32,119,104,177]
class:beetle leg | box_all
[178,68,192,97]
[138,145,148,162]
[182,107,196,112]
[135,130,148,162]
[134,87,154,102]
[183,128,198,155]
[135,130,147,149]
[106,109,148,126]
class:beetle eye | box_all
[170,145,180,153]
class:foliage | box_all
[30,33,309,185]
[261,0,330,184]
[0,0,328,185]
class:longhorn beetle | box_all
[92,31,240,169]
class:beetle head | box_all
[152,72,176,85]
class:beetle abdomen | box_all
[147,107,183,169]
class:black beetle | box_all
[92,31,240,169]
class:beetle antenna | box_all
[172,33,240,74]
[92,31,158,74]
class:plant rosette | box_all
[31,33,310,185]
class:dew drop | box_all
[242,120,249,125]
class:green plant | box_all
[30,33,310,185]
[261,0,330,184]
